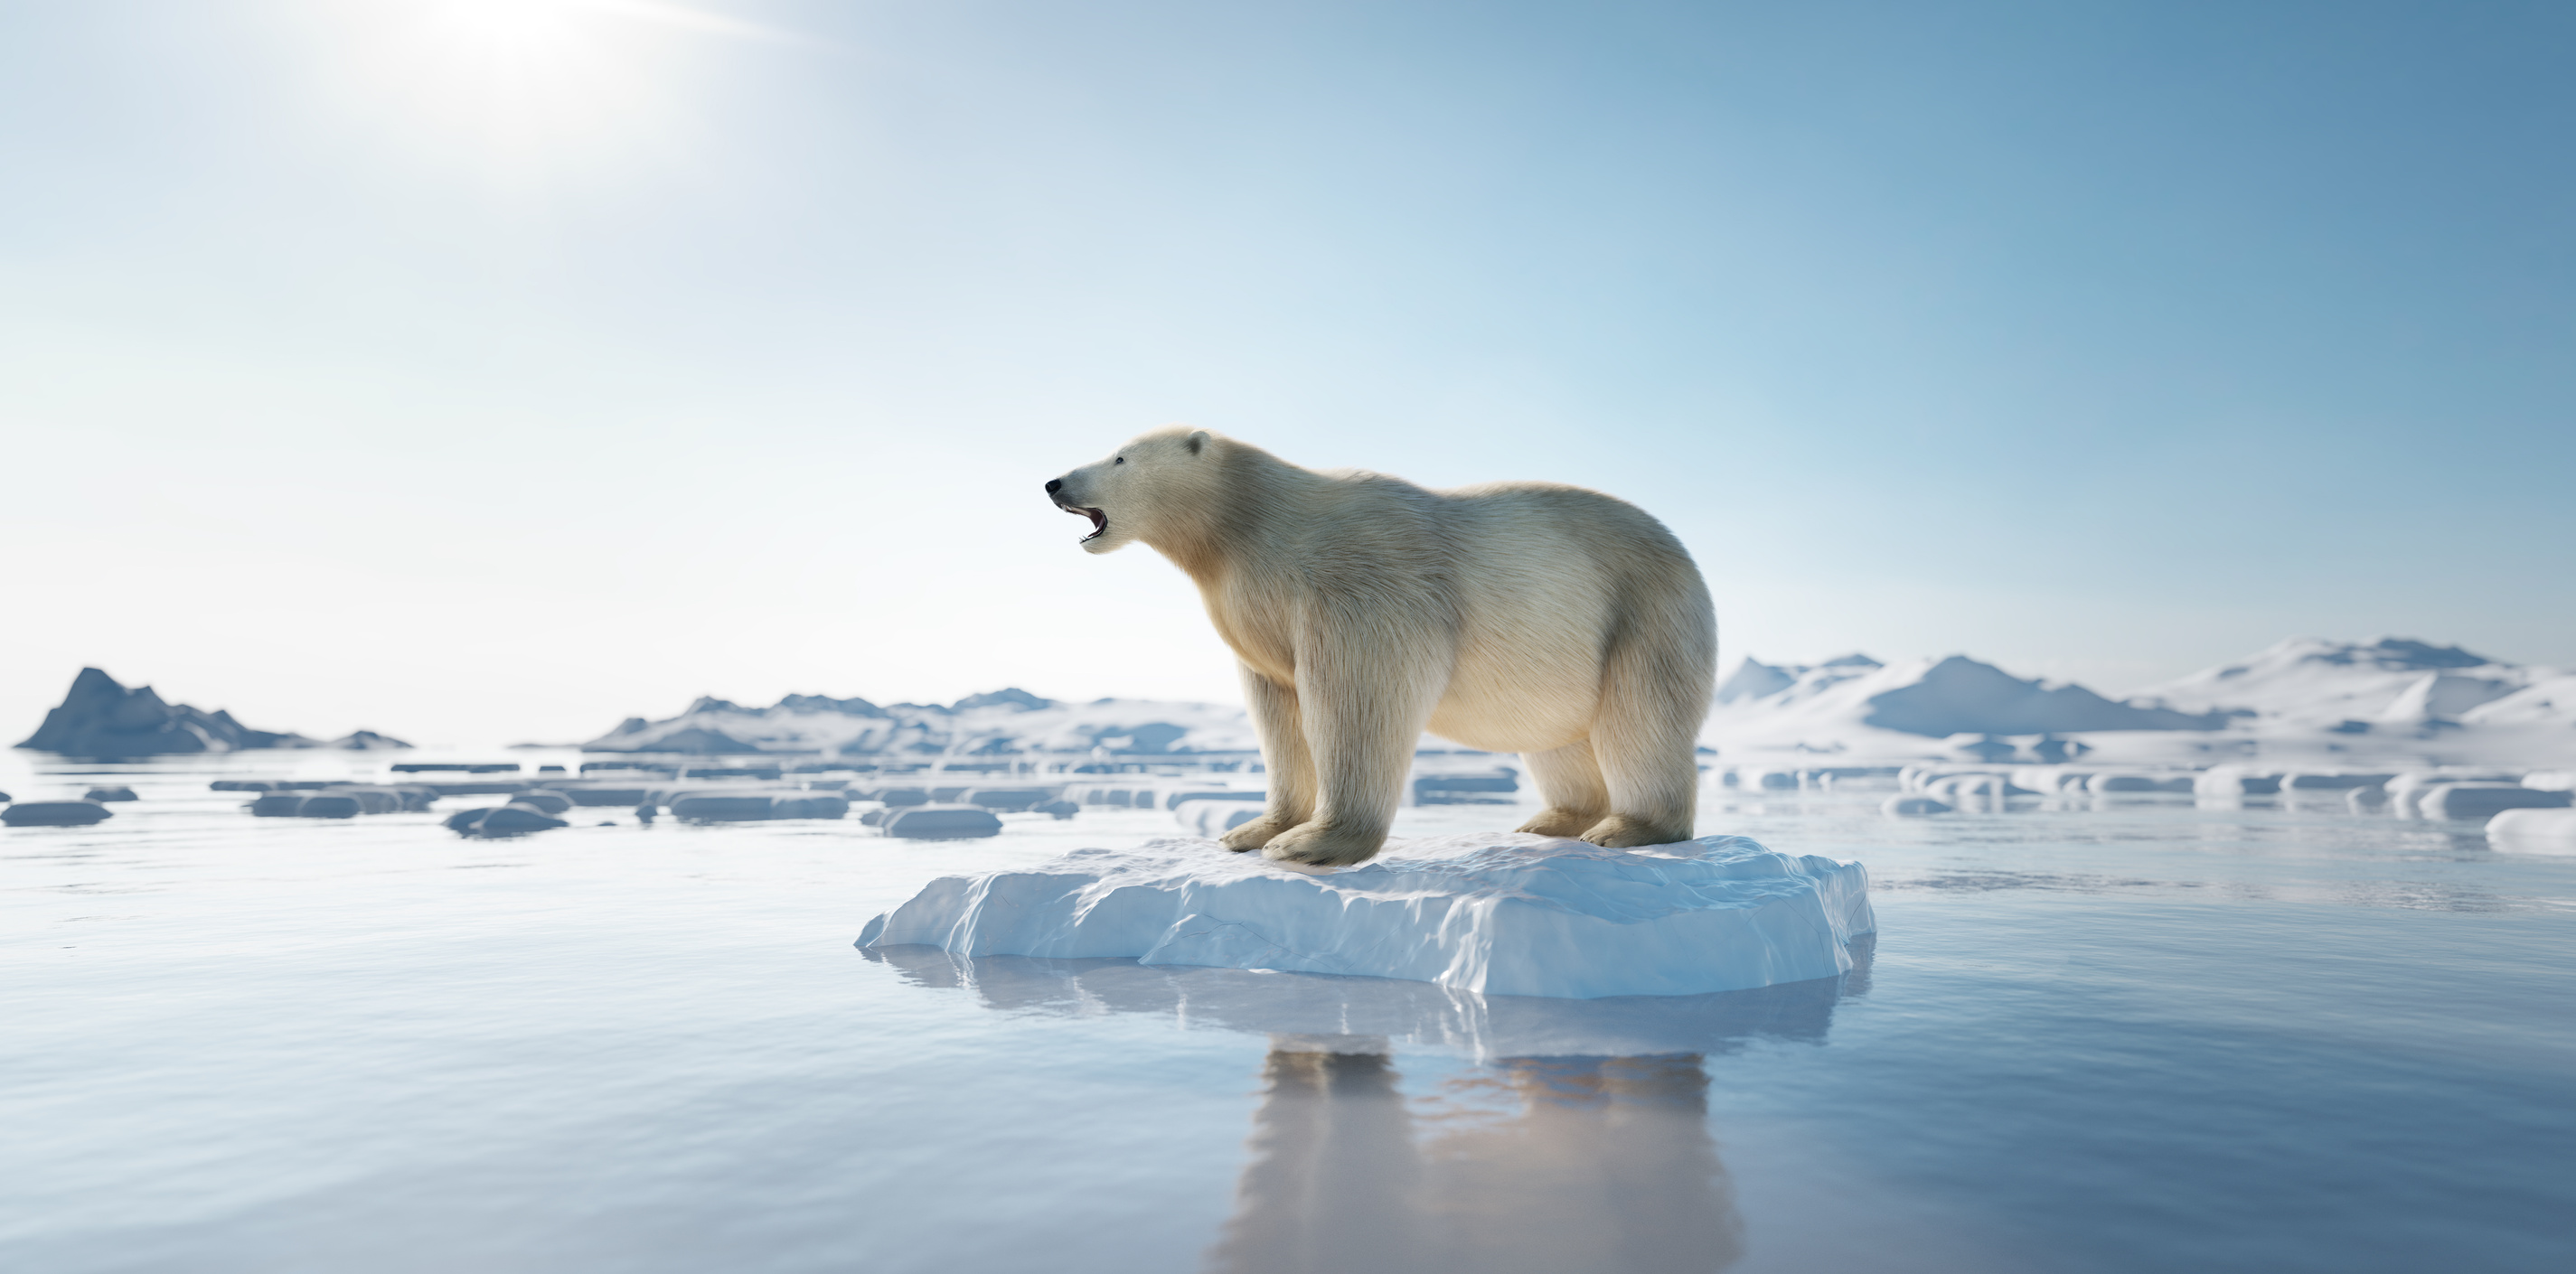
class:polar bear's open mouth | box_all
[1070,506,1108,541]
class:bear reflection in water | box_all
[1211,1043,1738,1274]
[863,943,1868,1274]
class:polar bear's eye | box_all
[1114,456,1124,464]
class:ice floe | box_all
[857,833,1874,999]
[2487,808,2576,856]
[860,939,1869,1061]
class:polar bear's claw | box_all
[1259,823,1385,867]
[1515,807,1601,838]
[1578,815,1688,849]
[1218,814,1300,853]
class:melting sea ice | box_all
[2,752,2570,1272]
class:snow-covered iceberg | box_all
[856,833,1873,999]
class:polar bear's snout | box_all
[1044,475,1111,543]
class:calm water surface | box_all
[3,753,2571,1272]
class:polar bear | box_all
[1046,428,1716,867]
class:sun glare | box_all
[303,0,786,181]
[428,0,585,62]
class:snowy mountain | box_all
[2461,675,2576,727]
[2127,637,2541,729]
[1714,654,1881,704]
[1707,637,2574,765]
[578,636,2571,767]
[1702,654,2226,757]
[583,689,1258,757]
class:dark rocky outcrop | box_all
[881,804,1003,839]
[951,688,1054,712]
[666,792,850,821]
[330,731,414,750]
[769,794,851,820]
[85,786,139,802]
[512,790,576,816]
[249,785,422,817]
[17,669,316,758]
[445,804,569,837]
[1086,722,1189,754]
[550,784,653,807]
[778,693,888,717]
[5,801,112,827]
[960,786,1055,812]
[680,764,783,781]
[635,727,768,754]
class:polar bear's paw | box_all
[1259,822,1387,868]
[1578,815,1690,849]
[1515,807,1603,838]
[1217,813,1302,853]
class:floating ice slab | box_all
[857,833,1874,999]
[862,945,1867,1061]
[2488,808,2576,856]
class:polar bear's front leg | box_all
[1221,666,1316,852]
[1259,634,1445,867]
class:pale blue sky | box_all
[4,0,2570,745]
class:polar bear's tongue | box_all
[1074,507,1108,540]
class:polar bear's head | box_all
[1046,426,1224,556]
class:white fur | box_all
[1048,428,1716,867]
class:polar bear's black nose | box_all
[1045,479,1063,495]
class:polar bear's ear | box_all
[1186,429,1209,456]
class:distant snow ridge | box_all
[1706,636,2574,764]
[1705,652,2226,755]
[1714,653,1882,704]
[2127,637,2541,729]
[581,635,2571,766]
[584,689,1256,757]
[857,834,1875,999]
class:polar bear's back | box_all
[1424,481,1712,753]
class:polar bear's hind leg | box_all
[1579,591,1713,848]
[1516,739,1609,838]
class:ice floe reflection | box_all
[863,942,1870,1273]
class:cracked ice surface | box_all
[856,832,1874,999]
